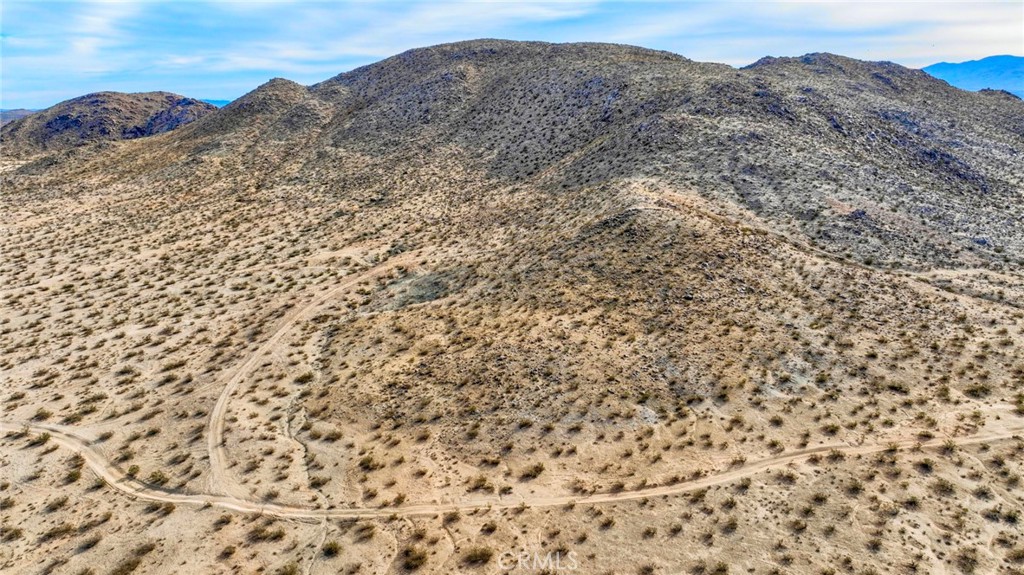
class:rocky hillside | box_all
[112,40,1019,271]
[0,91,216,157]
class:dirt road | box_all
[205,251,420,496]
[4,413,1020,520]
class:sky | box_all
[1,0,1022,109]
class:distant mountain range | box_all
[0,108,36,126]
[923,55,1023,98]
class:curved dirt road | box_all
[205,252,419,495]
[4,415,1021,520]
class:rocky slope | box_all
[0,91,216,157]
[102,40,1022,270]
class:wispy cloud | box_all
[1,0,1021,108]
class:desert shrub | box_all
[39,523,75,542]
[953,547,979,573]
[463,546,494,565]
[79,535,102,551]
[520,462,545,480]
[323,540,341,557]
[932,478,956,497]
[247,525,285,543]
[109,558,141,575]
[400,546,427,571]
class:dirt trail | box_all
[205,251,420,496]
[4,411,1021,521]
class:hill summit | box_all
[0,91,216,157]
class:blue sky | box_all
[1,1,1022,109]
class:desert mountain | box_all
[0,91,216,157]
[0,108,36,127]
[1,40,1022,575]
[925,54,1024,98]
[111,42,1024,271]
[200,98,233,108]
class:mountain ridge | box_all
[11,41,1021,272]
[165,40,1024,271]
[0,108,36,127]
[923,54,1024,98]
[0,91,216,157]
